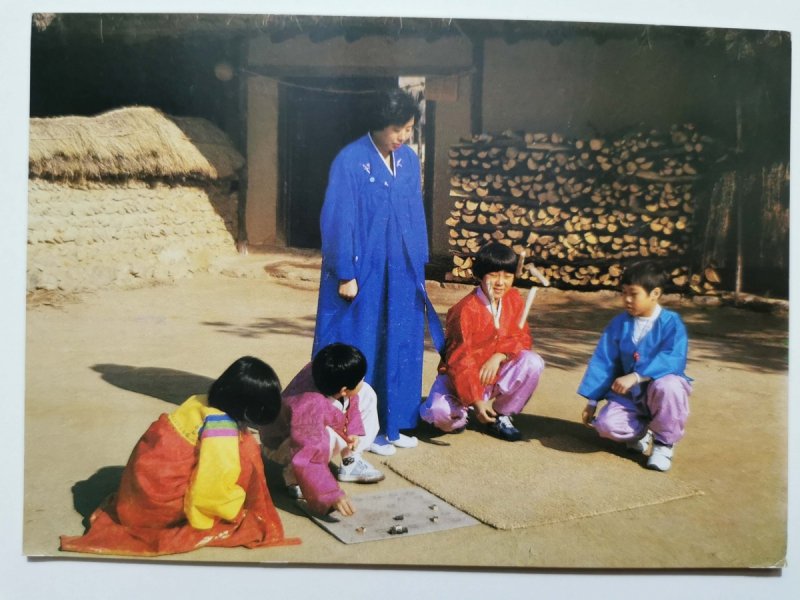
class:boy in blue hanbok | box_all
[578,262,692,471]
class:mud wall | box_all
[27,180,239,294]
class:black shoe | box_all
[486,415,521,442]
[286,484,304,499]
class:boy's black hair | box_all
[621,261,667,294]
[369,88,421,131]
[472,242,519,280]
[208,356,282,426]
[311,343,368,396]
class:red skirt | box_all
[60,414,300,556]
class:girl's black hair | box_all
[621,261,667,294]
[472,242,519,280]
[208,356,282,426]
[311,343,368,396]
[369,88,421,131]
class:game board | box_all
[297,487,479,544]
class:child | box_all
[578,262,692,472]
[259,343,384,517]
[419,242,545,441]
[60,356,298,556]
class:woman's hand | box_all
[338,279,358,301]
[479,353,506,385]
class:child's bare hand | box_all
[333,496,355,517]
[338,279,359,301]
[473,400,497,424]
[581,404,596,427]
[345,434,359,451]
[479,353,506,384]
[611,373,639,395]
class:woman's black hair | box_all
[621,261,667,294]
[472,242,519,280]
[369,88,421,131]
[311,343,368,396]
[207,356,282,426]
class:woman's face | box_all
[371,117,415,156]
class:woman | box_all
[312,88,442,454]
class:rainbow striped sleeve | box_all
[185,413,245,529]
[200,414,239,438]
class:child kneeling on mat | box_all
[578,261,693,472]
[420,242,545,441]
[260,343,384,516]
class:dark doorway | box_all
[279,77,396,249]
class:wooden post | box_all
[735,99,743,301]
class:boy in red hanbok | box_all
[420,242,545,441]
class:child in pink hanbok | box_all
[259,343,384,517]
[420,242,545,441]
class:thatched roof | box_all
[29,106,245,182]
[32,13,790,47]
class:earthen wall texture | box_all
[27,179,239,293]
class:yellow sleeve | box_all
[184,413,246,530]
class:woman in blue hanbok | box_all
[312,88,442,455]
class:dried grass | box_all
[29,106,244,182]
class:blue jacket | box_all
[578,307,691,402]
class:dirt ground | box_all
[20,248,790,575]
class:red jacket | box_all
[441,287,533,405]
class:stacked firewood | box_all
[447,125,721,294]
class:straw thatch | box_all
[33,14,791,50]
[29,106,244,182]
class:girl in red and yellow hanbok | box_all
[60,357,300,556]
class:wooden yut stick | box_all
[518,263,551,328]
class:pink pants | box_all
[420,350,544,433]
[593,374,691,446]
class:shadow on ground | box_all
[413,410,647,466]
[514,413,643,465]
[91,364,214,405]
[202,315,317,339]
[263,458,311,519]
[70,465,125,530]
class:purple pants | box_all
[420,350,544,432]
[593,374,691,446]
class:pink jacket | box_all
[260,363,365,515]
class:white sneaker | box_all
[647,443,674,472]
[337,455,385,483]
[625,430,653,454]
[368,437,397,456]
[390,433,418,448]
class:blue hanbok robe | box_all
[577,308,691,402]
[312,134,440,440]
